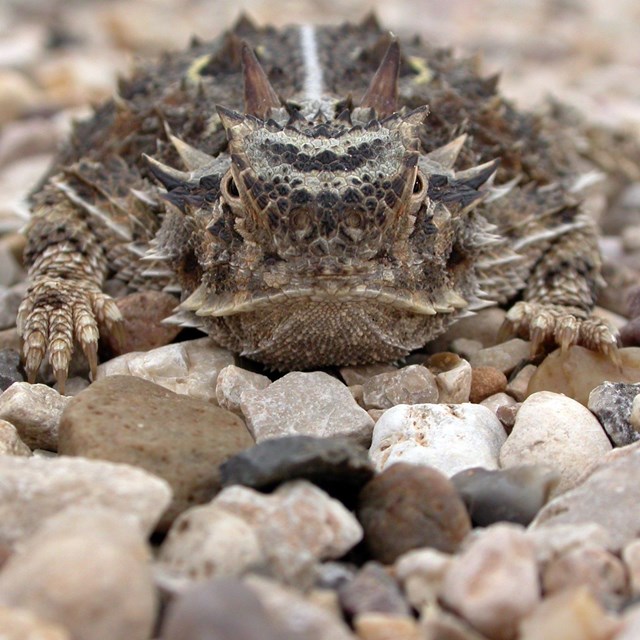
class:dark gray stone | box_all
[0,349,23,391]
[588,381,640,446]
[451,465,560,526]
[220,435,374,507]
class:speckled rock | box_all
[239,371,374,445]
[427,352,472,403]
[213,481,362,587]
[337,562,411,619]
[357,463,471,564]
[0,508,156,640]
[527,346,640,406]
[0,454,171,548]
[394,548,453,610]
[588,381,640,445]
[517,587,619,640]
[499,391,611,496]
[468,338,531,375]
[452,465,559,526]
[220,435,373,507]
[0,606,70,640]
[440,523,540,640]
[96,337,234,402]
[361,365,439,410]
[157,504,263,582]
[0,348,22,391]
[161,577,292,640]
[58,375,253,528]
[215,365,271,414]
[369,403,506,476]
[469,366,508,403]
[530,442,640,552]
[0,382,70,451]
[0,419,30,456]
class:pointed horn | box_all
[144,154,191,190]
[360,37,400,118]
[360,11,382,33]
[241,42,281,119]
[424,134,467,170]
[232,12,258,36]
[169,135,215,171]
[455,159,500,189]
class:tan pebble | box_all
[0,605,70,640]
[505,364,537,402]
[354,612,422,640]
[469,366,507,403]
[428,352,472,403]
[0,70,41,126]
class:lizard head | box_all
[147,38,511,368]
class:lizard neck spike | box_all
[360,36,400,118]
[143,154,192,190]
[168,134,215,171]
[424,134,468,170]
[241,41,281,119]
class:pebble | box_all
[215,365,271,413]
[505,364,537,401]
[58,375,253,528]
[220,435,374,507]
[0,283,25,330]
[622,539,640,596]
[0,454,171,548]
[450,337,484,359]
[245,574,356,640]
[541,544,628,610]
[161,577,290,640]
[394,548,453,610]
[157,504,263,581]
[427,352,472,403]
[0,606,70,640]
[213,481,362,587]
[531,442,640,551]
[588,381,640,446]
[0,419,31,456]
[0,69,41,126]
[0,349,23,391]
[337,562,411,619]
[468,338,531,375]
[440,523,540,640]
[0,381,70,451]
[527,345,640,406]
[480,391,518,414]
[0,242,21,287]
[517,587,620,640]
[499,391,611,496]
[339,363,398,386]
[618,606,640,640]
[496,402,520,431]
[361,365,439,409]
[469,366,507,403]
[369,403,506,476]
[419,604,489,640]
[0,328,20,353]
[353,612,422,640]
[427,307,506,352]
[96,337,235,402]
[631,394,640,430]
[239,371,374,445]
[101,290,181,355]
[0,117,59,169]
[357,463,471,564]
[451,465,559,527]
[0,507,157,640]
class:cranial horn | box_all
[360,37,400,118]
[144,154,191,190]
[169,134,215,171]
[241,42,281,119]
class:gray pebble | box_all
[0,349,23,391]
[588,381,640,446]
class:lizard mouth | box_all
[177,282,469,317]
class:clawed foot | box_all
[17,278,124,392]
[500,301,620,363]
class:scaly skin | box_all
[20,16,619,390]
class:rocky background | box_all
[2,0,640,639]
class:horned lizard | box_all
[19,14,619,390]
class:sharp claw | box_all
[529,325,546,356]
[54,368,68,395]
[497,318,516,343]
[82,340,99,381]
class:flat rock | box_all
[0,508,156,640]
[0,454,171,548]
[440,523,540,640]
[0,419,31,456]
[588,381,640,446]
[369,403,506,476]
[357,463,471,564]
[96,337,234,402]
[469,366,507,403]
[0,382,70,451]
[0,349,22,392]
[427,352,472,403]
[468,338,531,375]
[58,375,253,528]
[499,391,611,496]
[239,371,374,445]
[220,435,373,508]
[452,465,559,527]
[527,345,640,406]
[0,606,70,640]
[213,481,362,587]
[215,365,271,413]
[530,442,640,552]
[361,365,439,409]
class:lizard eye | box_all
[223,174,240,200]
[413,173,425,196]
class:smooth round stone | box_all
[357,463,471,564]
[361,365,439,410]
[220,435,374,508]
[58,375,254,528]
[469,366,507,403]
[369,403,506,476]
[451,465,559,526]
[499,391,611,497]
[588,381,640,446]
[0,348,22,391]
[0,606,70,640]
